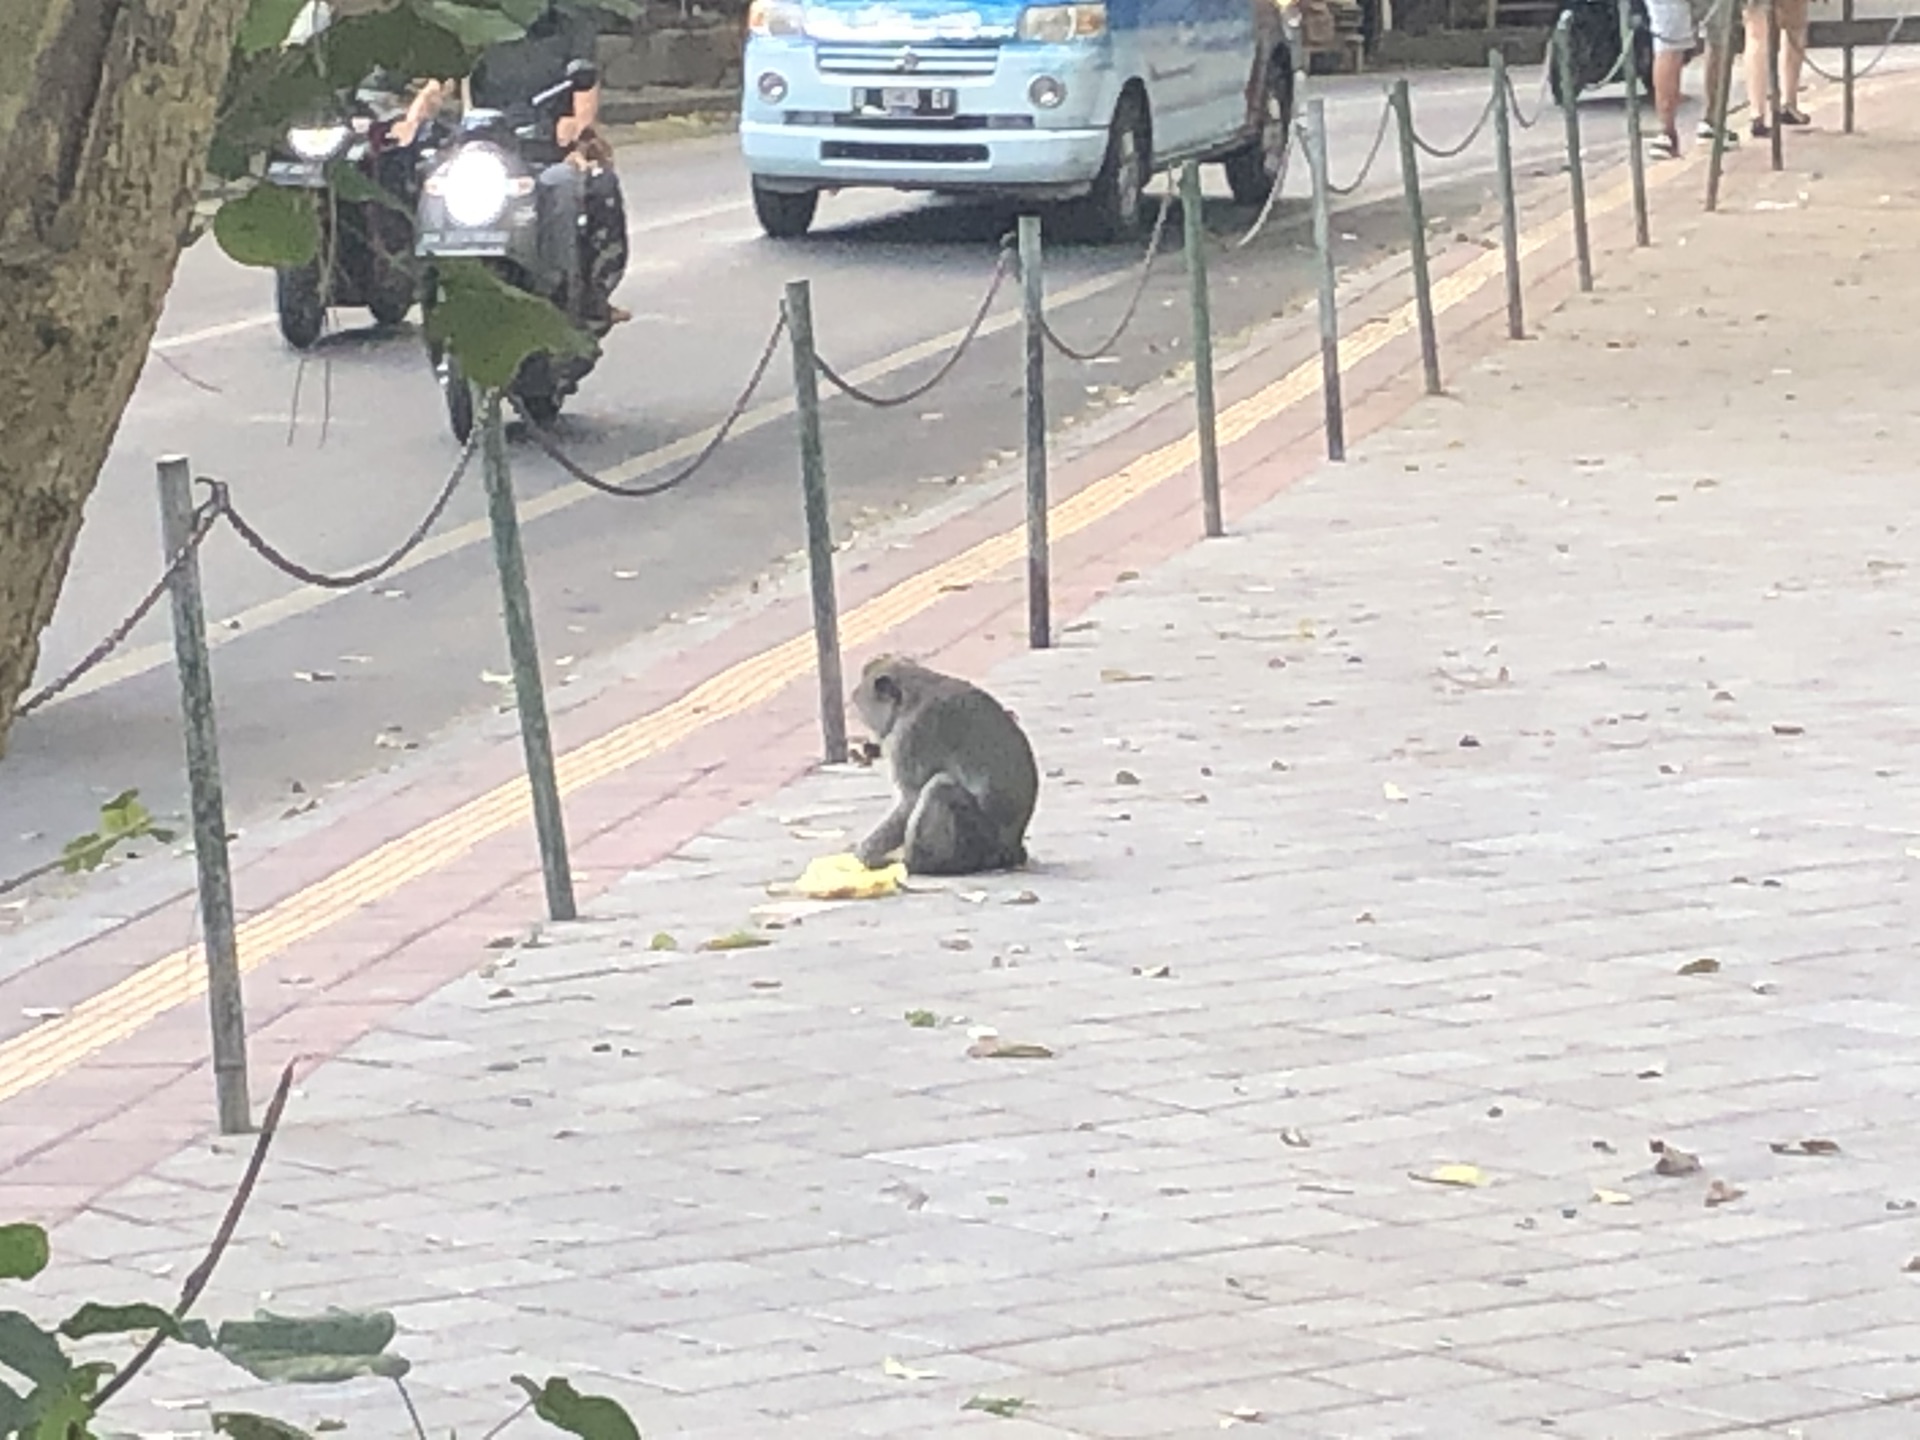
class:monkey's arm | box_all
[855,796,913,869]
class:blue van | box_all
[738,0,1302,241]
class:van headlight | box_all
[287,124,350,160]
[748,0,805,35]
[1016,2,1107,41]
[437,149,513,227]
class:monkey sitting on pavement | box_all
[849,655,1039,876]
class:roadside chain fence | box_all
[18,8,1911,1131]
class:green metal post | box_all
[1705,0,1739,209]
[1018,213,1050,649]
[1842,0,1855,132]
[1766,0,1784,169]
[1619,0,1651,245]
[1305,99,1345,462]
[1390,79,1442,395]
[782,279,848,766]
[1179,163,1224,539]
[480,393,576,922]
[1490,50,1525,339]
[1556,15,1594,291]
[157,455,251,1136]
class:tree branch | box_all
[91,1060,298,1410]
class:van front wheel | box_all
[753,182,818,239]
[1065,94,1150,245]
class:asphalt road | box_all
[2,66,1645,891]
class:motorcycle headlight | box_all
[747,0,805,35]
[1016,2,1106,41]
[437,148,514,228]
[287,124,350,160]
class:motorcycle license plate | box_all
[266,159,328,187]
[419,229,511,256]
[858,87,957,117]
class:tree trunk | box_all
[0,0,252,755]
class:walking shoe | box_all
[1697,120,1739,145]
[1750,116,1770,138]
[1778,104,1811,125]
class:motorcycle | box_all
[413,59,610,443]
[1550,0,1656,106]
[264,78,425,349]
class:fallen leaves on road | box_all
[1705,1180,1745,1207]
[699,930,770,952]
[1382,782,1409,803]
[1114,769,1141,785]
[967,1037,1055,1060]
[1903,1257,1920,1274]
[1770,1138,1842,1157]
[1413,1164,1488,1189]
[1280,1128,1311,1149]
[883,1357,938,1381]
[1100,668,1152,684]
[1678,957,1721,976]
[1132,964,1173,979]
[1593,1188,1634,1206]
[962,1396,1030,1418]
[649,933,677,951]
[1771,722,1806,736]
[905,1009,939,1028]
[1220,1408,1267,1428]
[1651,1140,1703,1177]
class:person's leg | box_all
[1646,0,1691,149]
[1777,0,1810,114]
[581,166,630,324]
[1744,1,1772,133]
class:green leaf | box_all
[647,933,677,952]
[58,1304,182,1344]
[0,1380,25,1437]
[22,1374,93,1440]
[58,833,109,875]
[410,0,527,49]
[213,185,320,269]
[322,160,411,216]
[237,0,315,53]
[0,1313,69,1389]
[423,261,593,392]
[215,1413,315,1440]
[179,1320,216,1350]
[320,5,475,83]
[511,1376,641,1440]
[962,1394,1031,1418]
[213,1310,409,1385]
[0,1226,48,1283]
[97,793,151,841]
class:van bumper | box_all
[741,37,1118,196]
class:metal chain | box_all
[815,244,1013,407]
[1789,14,1906,81]
[513,310,787,499]
[1327,99,1394,196]
[1221,134,1297,251]
[1504,64,1553,129]
[216,428,477,590]
[12,501,223,719]
[1413,91,1499,158]
[1038,177,1177,362]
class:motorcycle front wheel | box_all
[432,343,475,445]
[276,263,326,350]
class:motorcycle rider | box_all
[396,1,631,326]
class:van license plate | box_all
[862,87,956,116]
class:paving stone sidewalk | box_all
[22,102,1920,1440]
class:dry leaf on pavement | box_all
[1413,1164,1488,1189]
[1651,1140,1703,1177]
[1593,1188,1633,1206]
[1705,1180,1745,1207]
[883,1357,939,1381]
[968,1039,1055,1060]
[1769,1138,1842,1156]
[1678,957,1721,976]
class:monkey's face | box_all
[850,657,906,740]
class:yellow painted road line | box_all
[0,165,1657,1109]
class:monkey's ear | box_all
[874,675,900,704]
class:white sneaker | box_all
[1697,121,1739,145]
